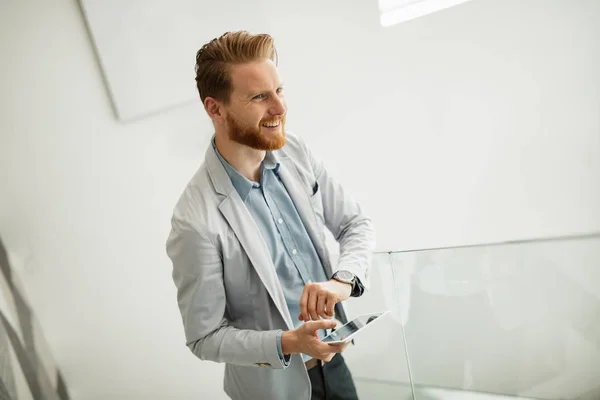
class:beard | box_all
[226,113,287,151]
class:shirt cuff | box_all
[276,330,291,368]
[352,276,365,297]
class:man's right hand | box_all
[281,320,349,362]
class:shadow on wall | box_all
[0,235,70,400]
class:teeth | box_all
[263,121,280,127]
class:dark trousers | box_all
[307,354,359,400]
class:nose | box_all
[269,95,286,116]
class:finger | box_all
[299,285,310,322]
[315,342,336,362]
[316,292,327,319]
[324,293,336,318]
[326,343,347,353]
[308,288,319,321]
[306,319,337,333]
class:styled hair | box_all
[194,31,278,104]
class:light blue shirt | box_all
[213,139,329,366]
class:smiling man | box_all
[166,31,375,400]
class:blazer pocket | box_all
[310,181,319,197]
[308,181,325,225]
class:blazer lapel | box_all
[277,156,346,323]
[277,158,334,278]
[219,197,294,328]
[205,145,294,329]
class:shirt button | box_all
[277,218,283,224]
[292,249,297,255]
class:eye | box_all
[276,87,284,94]
[253,93,266,100]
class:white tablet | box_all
[321,311,390,345]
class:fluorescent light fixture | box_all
[379,0,477,27]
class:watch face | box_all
[336,271,353,281]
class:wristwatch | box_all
[332,270,363,297]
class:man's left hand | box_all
[298,280,352,322]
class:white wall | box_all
[0,1,226,398]
[0,0,598,398]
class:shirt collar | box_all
[212,136,281,201]
[263,151,281,175]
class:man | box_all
[166,31,375,400]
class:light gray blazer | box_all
[166,132,375,400]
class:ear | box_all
[204,97,225,123]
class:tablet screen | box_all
[321,312,385,343]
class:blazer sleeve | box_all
[298,138,376,291]
[166,219,287,369]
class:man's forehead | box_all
[230,60,281,93]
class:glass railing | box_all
[339,233,600,400]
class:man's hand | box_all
[281,320,350,362]
[298,279,352,322]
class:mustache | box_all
[260,115,286,124]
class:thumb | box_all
[305,319,337,332]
